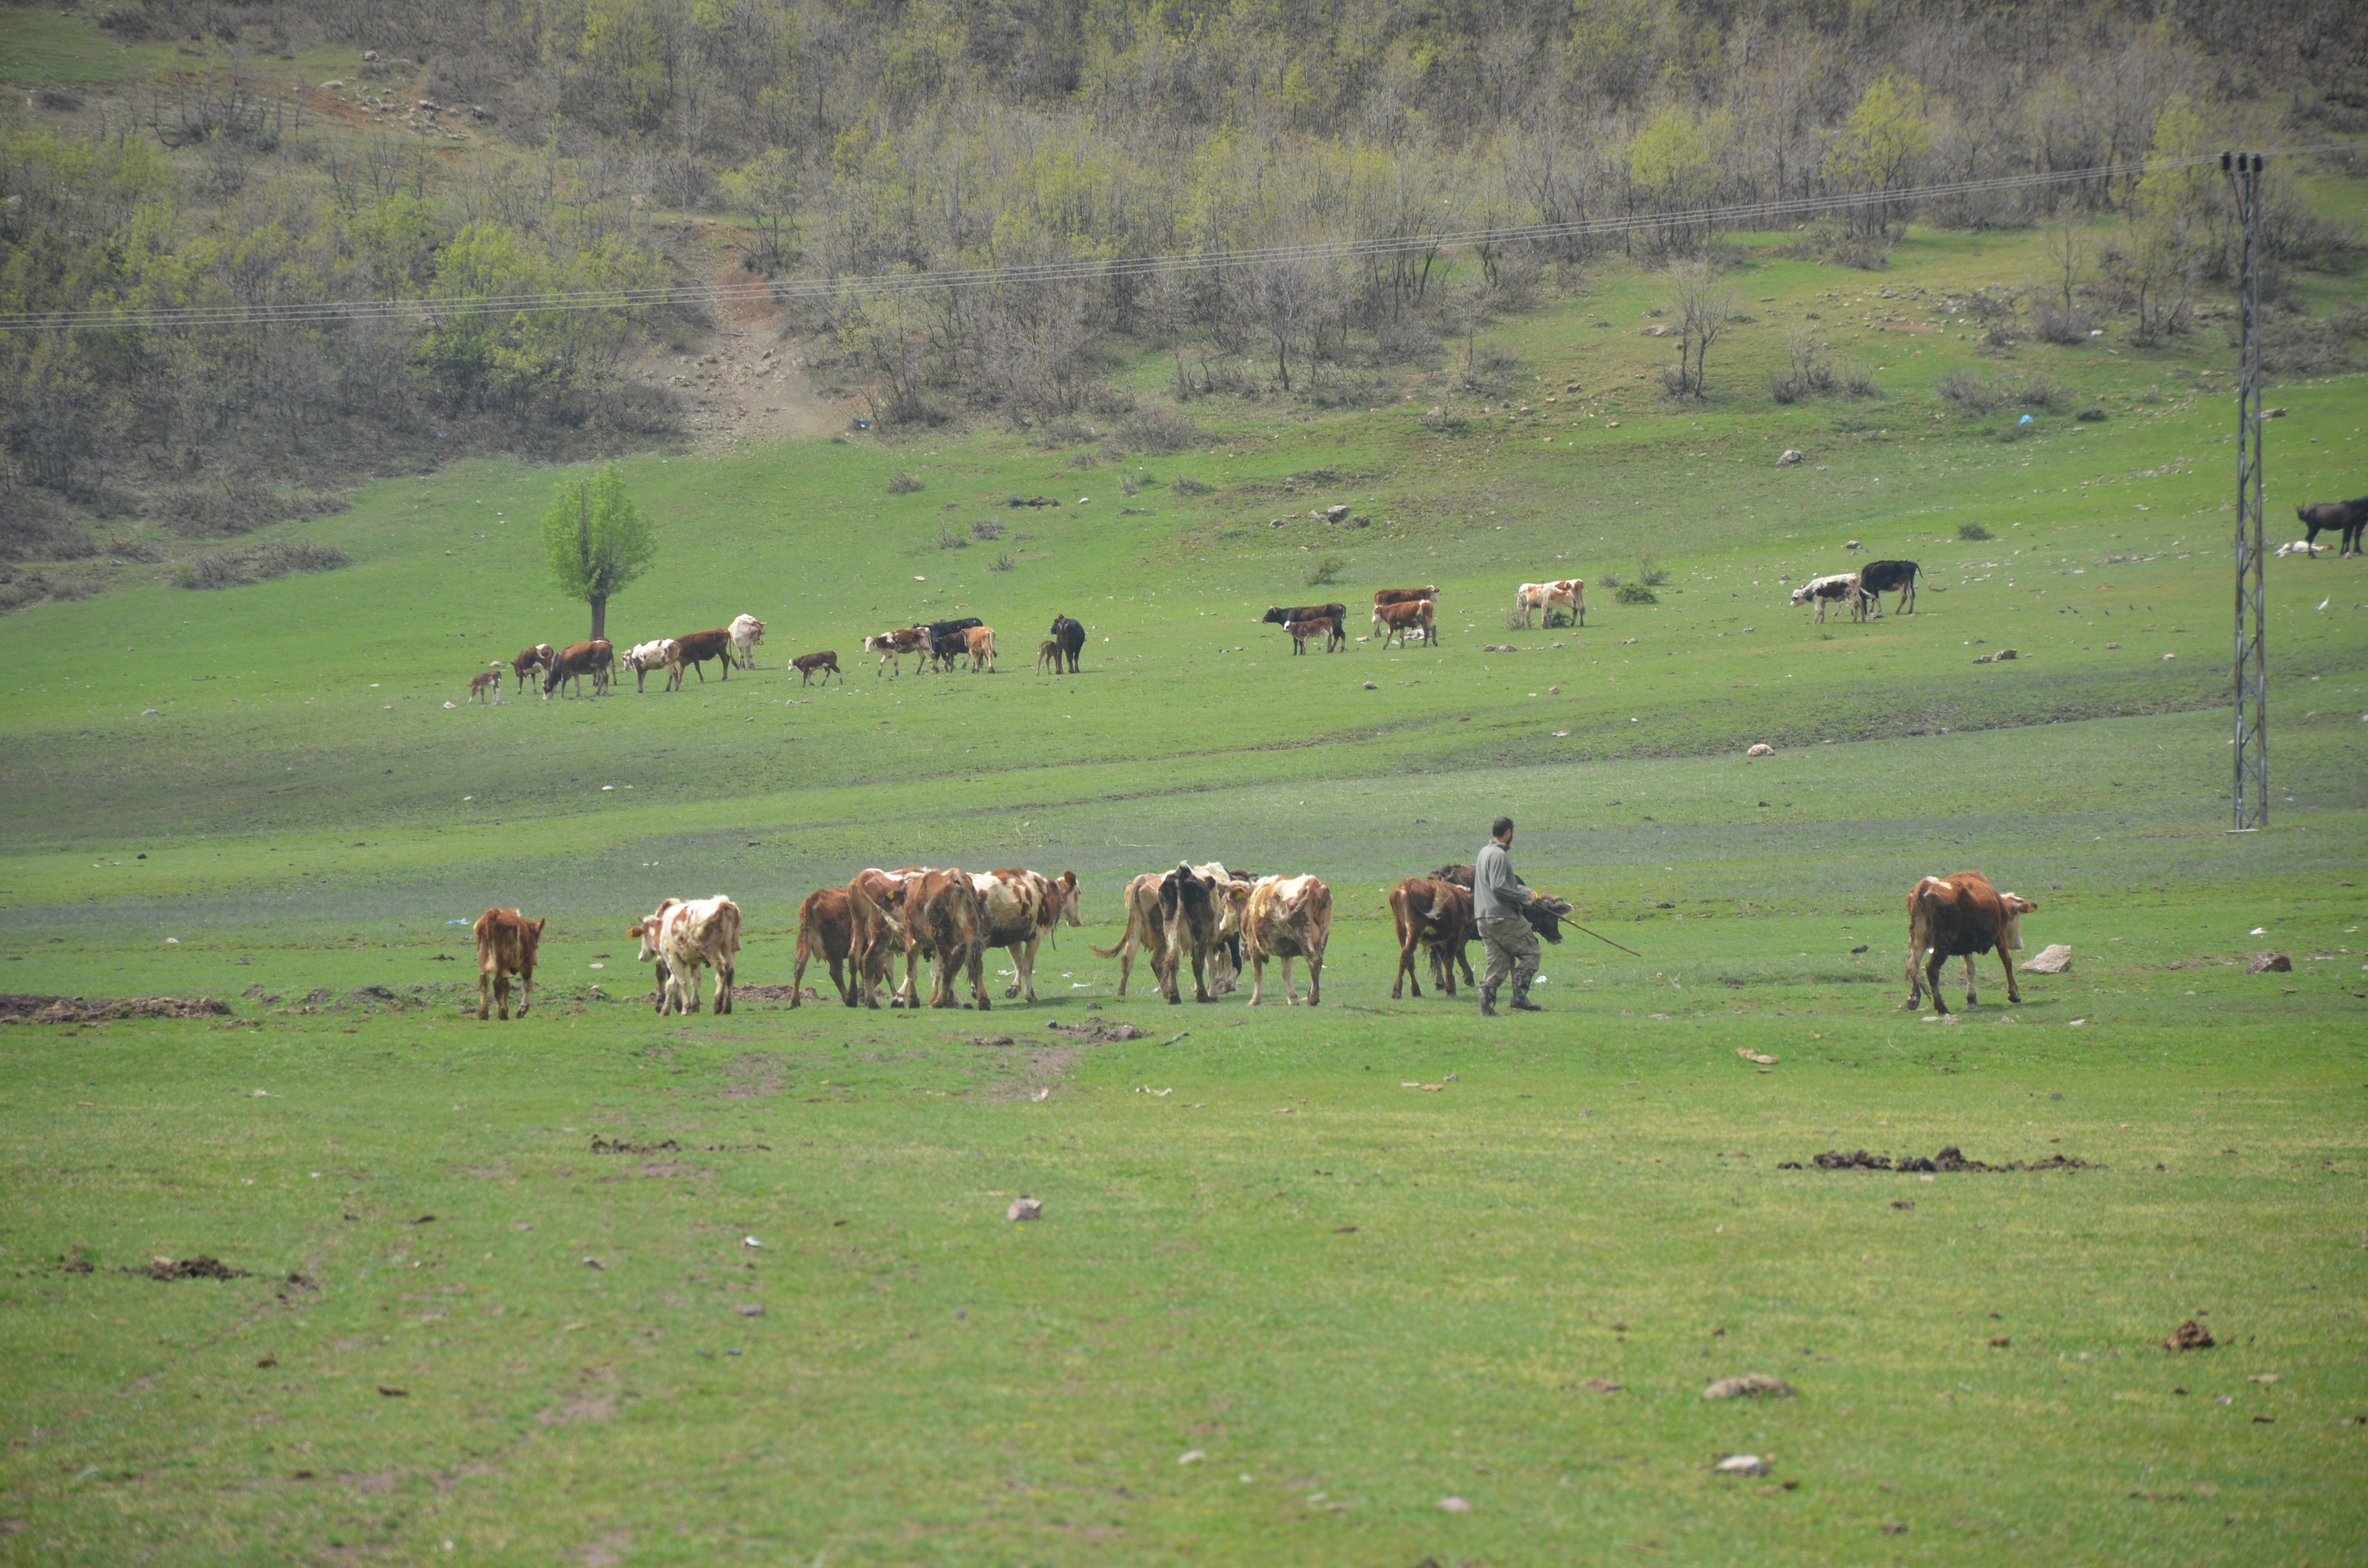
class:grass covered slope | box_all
[2,220,2366,1564]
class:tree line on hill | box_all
[2,0,2363,589]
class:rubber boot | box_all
[1479,986,1499,1017]
[1509,989,1543,1012]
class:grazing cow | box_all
[1900,870,2034,1015]
[727,614,765,669]
[971,869,1082,1003]
[668,628,734,687]
[1262,601,1347,629]
[1790,573,1862,624]
[469,667,503,704]
[543,639,614,698]
[1283,614,1341,654]
[1430,863,1567,944]
[1049,613,1086,672]
[1857,559,1920,615]
[965,625,998,673]
[845,867,917,1007]
[472,907,544,1020]
[1389,877,1477,998]
[790,650,841,686]
[1242,874,1331,1006]
[510,644,555,692]
[2297,498,2368,557]
[633,895,742,1015]
[1373,586,1439,607]
[1372,598,1437,649]
[1515,580,1582,627]
[790,886,858,1006]
[864,627,929,677]
[901,868,992,1009]
[623,638,679,693]
[1037,638,1062,673]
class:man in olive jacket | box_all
[1472,815,1542,1016]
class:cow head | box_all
[632,901,681,963]
[1055,871,1082,926]
[1998,893,2035,951]
[1261,606,1288,625]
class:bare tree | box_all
[1665,260,1737,400]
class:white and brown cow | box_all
[632,894,742,1015]
[1515,579,1584,628]
[1241,874,1331,1006]
[1095,862,1251,999]
[902,867,992,1009]
[1372,598,1436,649]
[970,869,1082,1003]
[1900,870,2034,1015]
[728,614,766,670]
[846,867,917,1007]
[623,637,679,693]
[510,644,555,693]
[543,639,613,698]
[864,627,929,677]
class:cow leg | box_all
[1964,952,1981,1009]
[492,970,510,1022]
[515,962,533,1018]
[1924,951,1951,1015]
[715,959,733,1015]
[1902,944,1927,1010]
[1280,955,1298,1005]
[969,945,992,1010]
[1394,926,1419,999]
[477,966,493,1020]
[1998,946,2022,1005]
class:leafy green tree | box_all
[1825,75,1934,236]
[540,464,655,643]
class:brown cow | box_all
[668,628,734,688]
[1373,586,1439,606]
[1371,598,1436,649]
[469,668,503,704]
[510,644,555,692]
[543,640,613,699]
[1901,870,2035,1014]
[1094,863,1249,999]
[1389,877,1476,998]
[1036,638,1062,674]
[1242,875,1330,1005]
[965,625,997,673]
[845,868,916,1007]
[903,867,992,1009]
[791,886,858,1006]
[1283,614,1339,655]
[971,869,1082,1003]
[472,907,544,1020]
[864,627,928,677]
[1091,872,1169,1000]
[790,650,841,686]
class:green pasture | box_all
[4,215,2368,1563]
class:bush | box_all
[1938,365,1997,414]
[1597,571,1622,588]
[969,518,1006,541]
[2009,377,2061,409]
[1172,476,1213,496]
[1827,234,1891,270]
[1842,365,1883,399]
[2033,301,2093,344]
[1959,522,1995,541]
[936,523,969,550]
[1116,408,1199,452]
[2075,405,2108,422]
[989,552,1016,572]
[1614,581,1659,604]
[174,539,348,589]
[887,470,923,493]
[1638,551,1669,587]
[1305,554,1346,587]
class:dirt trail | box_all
[627,230,858,449]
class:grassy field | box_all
[3,209,2367,1564]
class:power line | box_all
[4,140,2362,334]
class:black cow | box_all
[1429,863,1566,943]
[2298,498,2368,558]
[1262,601,1347,628]
[1049,613,1085,673]
[1857,559,1920,615]
[924,617,982,673]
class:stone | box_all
[1703,1374,1793,1400]
[2244,952,2291,974]
[1007,1197,1043,1222]
[2020,943,2072,974]
[1712,1454,1771,1476]
[1777,449,1804,466]
[1746,743,1774,757]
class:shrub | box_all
[969,518,1005,541]
[1305,554,1346,587]
[1172,475,1213,496]
[174,539,348,589]
[1827,233,1891,270]
[989,552,1016,572]
[2009,377,2061,409]
[1614,581,1659,604]
[1638,551,1669,588]
[1958,522,1995,541]
[936,523,969,550]
[2075,405,2108,422]
[1116,407,1199,452]
[1938,365,1997,414]
[1842,364,1884,399]
[887,470,923,493]
[2033,301,2093,344]
[1597,571,1622,588]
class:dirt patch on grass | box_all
[732,984,823,1004]
[1781,1144,2099,1172]
[0,994,231,1023]
[985,1045,1085,1101]
[126,1255,247,1280]
[722,1053,787,1099]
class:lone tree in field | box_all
[540,464,654,643]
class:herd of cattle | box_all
[465,859,2035,1022]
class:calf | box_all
[1790,573,1862,624]
[472,907,544,1020]
[864,627,928,677]
[971,868,1082,1003]
[790,650,841,686]
[1049,613,1085,672]
[2297,498,2368,557]
[1389,877,1476,998]
[1431,863,1567,944]
[1262,601,1347,629]
[927,617,984,671]
[846,867,917,1007]
[543,639,613,698]
[469,667,503,704]
[1372,598,1437,649]
[1242,875,1331,1006]
[903,868,992,1009]
[1373,586,1438,607]
[1036,638,1062,674]
[623,638,679,693]
[510,644,555,692]
[790,886,858,1006]
[965,625,998,673]
[1900,870,2034,1015]
[1857,559,1920,614]
[1283,614,1340,654]
[727,614,766,669]
[668,628,734,687]
[633,895,742,1015]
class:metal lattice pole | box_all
[2225,151,2268,832]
